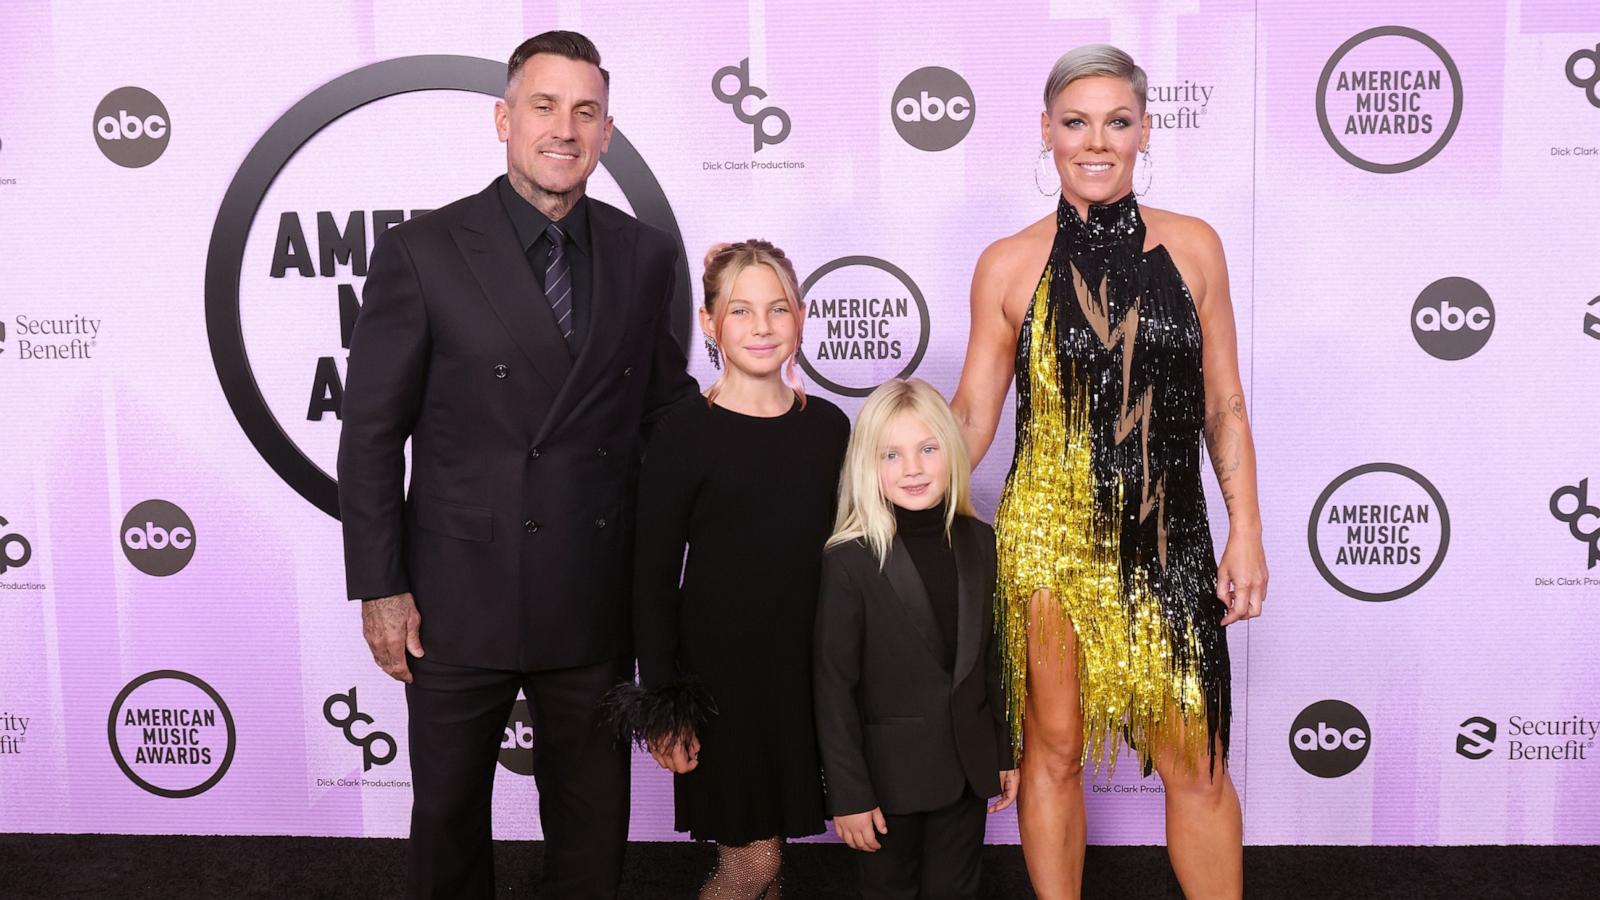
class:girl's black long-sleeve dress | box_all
[632,392,849,843]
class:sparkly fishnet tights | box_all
[699,837,783,900]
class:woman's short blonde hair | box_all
[827,378,975,566]
[1044,43,1148,112]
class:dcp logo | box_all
[1456,716,1497,760]
[1567,44,1600,108]
[1583,296,1600,342]
[120,499,196,577]
[94,87,170,168]
[1550,479,1600,569]
[712,58,791,152]
[892,66,976,152]
[1411,277,1494,360]
[0,516,32,574]
[1290,700,1371,778]
[323,687,396,771]
[498,697,535,776]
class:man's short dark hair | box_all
[507,30,610,90]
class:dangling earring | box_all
[1135,147,1153,197]
[1033,145,1059,196]
[703,336,722,370]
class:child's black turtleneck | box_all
[893,500,958,671]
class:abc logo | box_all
[120,499,196,577]
[1289,699,1371,778]
[891,66,976,152]
[93,86,170,168]
[1411,276,1494,360]
[497,697,535,776]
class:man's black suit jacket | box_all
[814,516,1015,817]
[336,178,695,672]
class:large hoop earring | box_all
[1034,145,1060,196]
[703,337,721,370]
[1135,147,1153,197]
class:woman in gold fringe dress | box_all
[951,45,1267,900]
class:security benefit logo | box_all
[1585,296,1600,343]
[797,257,930,398]
[892,67,975,152]
[1550,479,1600,570]
[1291,700,1371,778]
[120,499,195,577]
[207,56,689,518]
[498,697,535,776]
[0,711,28,757]
[2,314,102,361]
[94,87,170,168]
[108,670,236,798]
[1308,463,1449,603]
[1411,277,1494,360]
[1316,27,1463,174]
[1455,715,1597,762]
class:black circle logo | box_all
[796,256,930,398]
[1411,277,1494,361]
[1316,26,1463,174]
[891,66,976,152]
[1307,462,1450,602]
[108,670,236,798]
[498,697,535,776]
[94,86,171,168]
[120,499,196,577]
[205,55,691,518]
[1290,700,1371,778]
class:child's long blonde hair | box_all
[827,378,975,567]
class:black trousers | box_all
[405,652,632,900]
[857,790,987,900]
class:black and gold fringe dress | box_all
[995,192,1229,775]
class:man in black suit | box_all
[336,31,695,899]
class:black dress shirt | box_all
[497,175,592,347]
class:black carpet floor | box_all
[1,835,1596,898]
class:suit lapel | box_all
[451,183,572,393]
[951,518,985,685]
[884,539,951,668]
[535,200,637,445]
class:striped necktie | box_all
[542,221,574,345]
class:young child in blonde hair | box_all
[616,240,849,899]
[814,378,1017,899]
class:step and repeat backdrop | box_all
[1,0,1596,846]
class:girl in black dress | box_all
[615,240,849,899]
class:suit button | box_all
[528,447,541,460]
[595,518,607,529]
[622,366,634,377]
[595,447,607,458]
[493,364,509,379]
[524,520,539,533]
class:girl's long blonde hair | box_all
[827,378,975,567]
[701,239,807,408]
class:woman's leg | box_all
[1150,735,1243,900]
[1017,589,1087,900]
[699,837,783,900]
